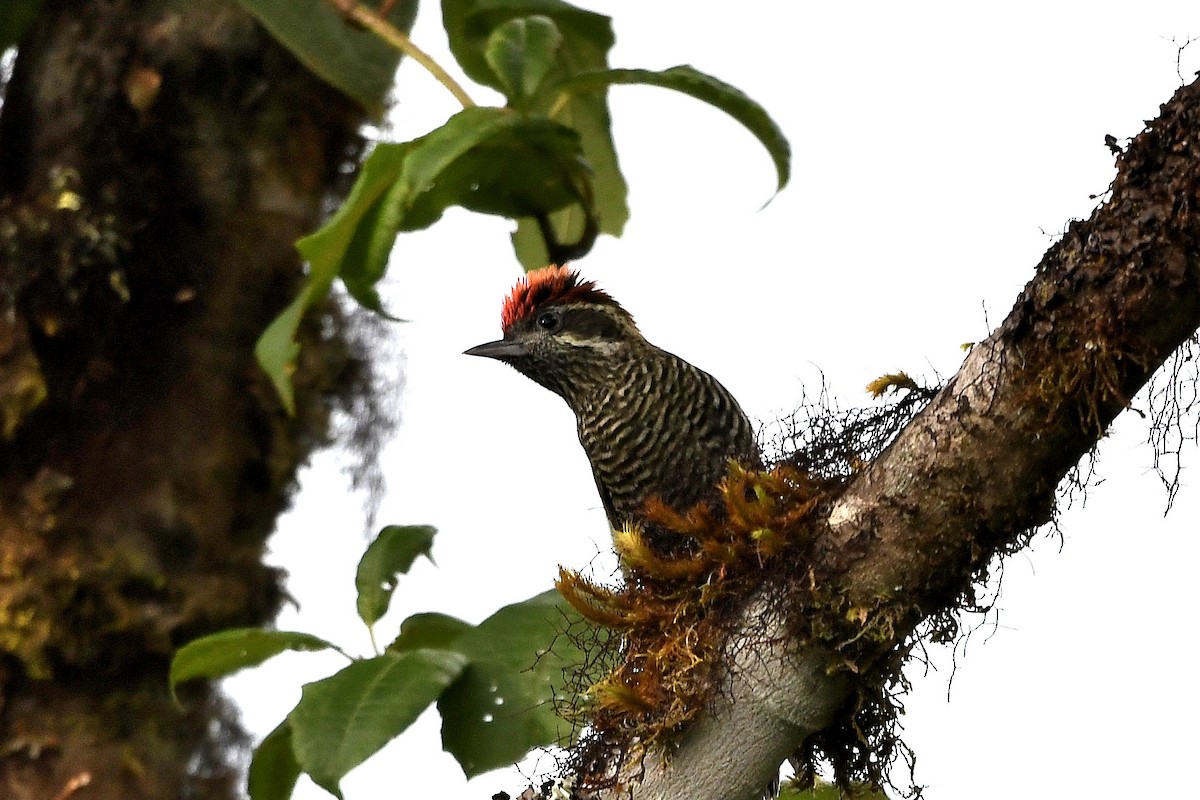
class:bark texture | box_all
[0,1,384,798]
[597,72,1200,800]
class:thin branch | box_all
[326,0,476,109]
[570,71,1200,800]
[51,773,92,800]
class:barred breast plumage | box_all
[466,265,761,543]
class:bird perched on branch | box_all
[466,265,761,555]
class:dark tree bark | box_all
[589,71,1200,800]
[0,1,386,797]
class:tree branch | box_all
[589,73,1200,800]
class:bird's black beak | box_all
[464,339,527,360]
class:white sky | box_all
[225,2,1200,798]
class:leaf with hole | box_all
[355,524,437,630]
[438,589,595,776]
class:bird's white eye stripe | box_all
[559,333,620,353]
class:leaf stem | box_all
[546,90,571,120]
[368,625,381,657]
[326,0,476,109]
[330,641,358,662]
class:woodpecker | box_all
[465,266,762,550]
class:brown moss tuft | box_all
[552,382,946,796]
[558,463,843,790]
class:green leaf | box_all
[260,101,596,407]
[0,0,45,51]
[438,589,592,777]
[304,107,584,290]
[290,650,469,798]
[485,16,563,104]
[233,0,418,116]
[337,182,405,313]
[298,139,412,307]
[388,613,474,653]
[382,107,586,229]
[406,114,587,220]
[170,629,335,697]
[555,65,792,194]
[536,77,625,249]
[511,216,550,271]
[253,287,311,415]
[442,0,610,93]
[249,720,302,800]
[275,107,587,345]
[443,0,627,245]
[256,141,411,408]
[355,525,437,629]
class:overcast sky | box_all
[226,3,1200,798]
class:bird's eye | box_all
[536,311,561,331]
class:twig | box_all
[52,772,92,800]
[325,0,476,109]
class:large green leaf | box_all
[355,524,437,630]
[264,102,578,402]
[258,106,587,408]
[290,650,469,798]
[262,106,587,391]
[170,628,335,697]
[397,108,585,219]
[233,0,418,116]
[556,65,792,194]
[0,0,44,51]
[249,720,302,800]
[331,107,587,300]
[438,589,590,777]
[409,116,586,219]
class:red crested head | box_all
[500,265,628,331]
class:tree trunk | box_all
[595,71,1200,800]
[0,1,380,797]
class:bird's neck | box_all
[559,343,661,415]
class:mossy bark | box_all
[0,1,383,797]
[589,72,1200,800]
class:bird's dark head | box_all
[465,265,643,399]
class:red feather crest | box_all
[500,265,624,330]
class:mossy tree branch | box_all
[586,72,1200,800]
